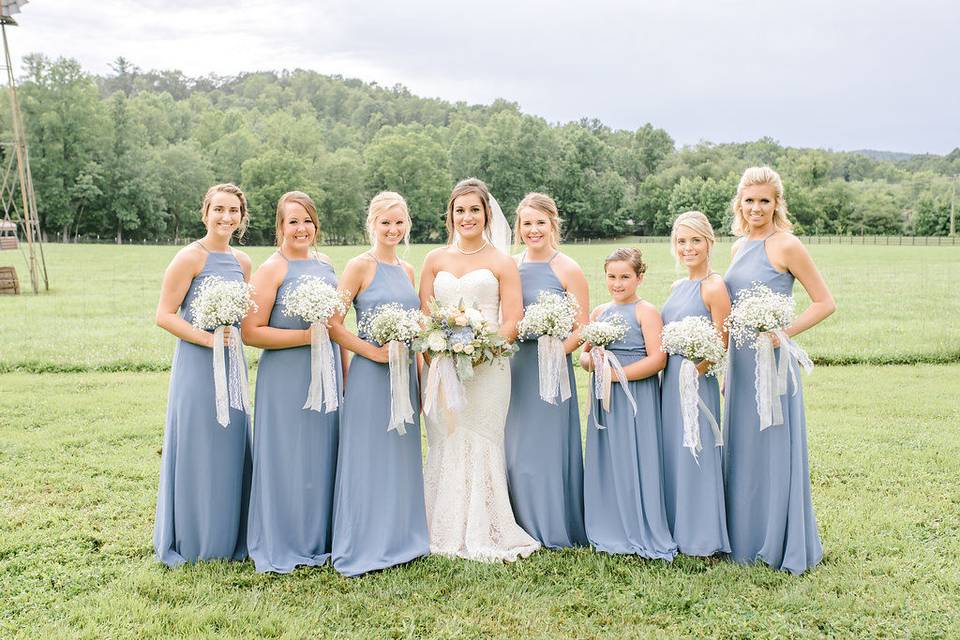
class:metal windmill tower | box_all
[0,0,48,293]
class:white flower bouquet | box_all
[189,275,257,427]
[357,304,426,435]
[282,275,349,413]
[581,313,635,428]
[517,291,579,404]
[724,282,794,349]
[580,315,628,348]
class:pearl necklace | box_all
[455,240,488,255]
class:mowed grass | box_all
[1,242,958,371]
[1,365,957,638]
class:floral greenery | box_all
[725,282,796,348]
[357,303,424,346]
[581,315,629,348]
[660,315,726,377]
[280,276,347,325]
[517,291,579,341]
[188,276,257,329]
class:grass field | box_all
[1,242,958,371]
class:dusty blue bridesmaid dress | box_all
[583,302,677,560]
[154,246,252,567]
[504,252,587,548]
[246,255,341,573]
[660,276,730,556]
[331,258,429,576]
[723,235,822,574]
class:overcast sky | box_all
[6,0,958,154]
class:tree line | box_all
[6,55,959,245]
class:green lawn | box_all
[1,242,958,371]
[1,365,957,638]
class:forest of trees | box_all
[7,55,960,245]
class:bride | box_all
[418,178,541,562]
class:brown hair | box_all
[445,178,492,244]
[201,183,249,240]
[604,247,647,276]
[274,191,320,247]
[366,191,411,247]
[514,192,562,249]
[730,166,794,236]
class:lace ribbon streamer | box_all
[537,335,571,405]
[423,355,467,432]
[590,346,637,429]
[753,328,814,430]
[678,358,722,463]
[387,340,415,435]
[212,325,251,428]
[303,322,339,413]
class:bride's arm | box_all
[498,256,523,342]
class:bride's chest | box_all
[435,269,500,305]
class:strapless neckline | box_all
[436,268,495,281]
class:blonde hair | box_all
[730,166,794,236]
[604,247,647,276]
[201,183,249,240]
[445,178,492,244]
[366,191,411,247]
[670,211,716,264]
[274,191,320,247]
[514,192,562,249]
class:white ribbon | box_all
[212,326,251,428]
[422,355,467,432]
[753,329,813,430]
[678,358,722,463]
[590,346,637,429]
[537,335,571,405]
[387,340,415,435]
[303,322,339,414]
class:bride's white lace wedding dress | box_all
[423,268,541,562]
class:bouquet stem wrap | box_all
[387,340,415,435]
[422,355,467,432]
[754,329,814,430]
[537,335,571,405]
[678,358,722,462]
[212,325,251,428]
[590,346,637,429]
[304,322,339,413]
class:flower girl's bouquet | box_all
[282,275,347,413]
[414,298,518,418]
[660,316,726,460]
[358,303,426,435]
[581,314,636,429]
[517,291,579,404]
[724,282,813,430]
[189,275,257,427]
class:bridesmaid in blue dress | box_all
[660,211,731,556]
[328,192,429,576]
[723,167,836,575]
[580,248,677,560]
[241,191,344,573]
[154,183,254,567]
[505,192,589,549]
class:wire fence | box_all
[570,235,960,246]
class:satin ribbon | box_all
[387,340,415,435]
[212,325,251,428]
[754,328,814,430]
[590,346,637,429]
[678,358,722,463]
[303,322,339,413]
[422,355,466,433]
[537,335,571,405]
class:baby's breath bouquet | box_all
[189,275,257,427]
[281,275,348,413]
[581,313,635,428]
[660,316,725,461]
[725,282,812,431]
[357,304,426,435]
[517,291,579,404]
[414,298,518,418]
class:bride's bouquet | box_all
[414,298,518,417]
[660,316,725,460]
[189,275,257,427]
[282,275,348,413]
[358,303,426,435]
[724,282,813,430]
[517,291,579,404]
[580,314,636,429]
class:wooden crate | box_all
[0,265,20,294]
